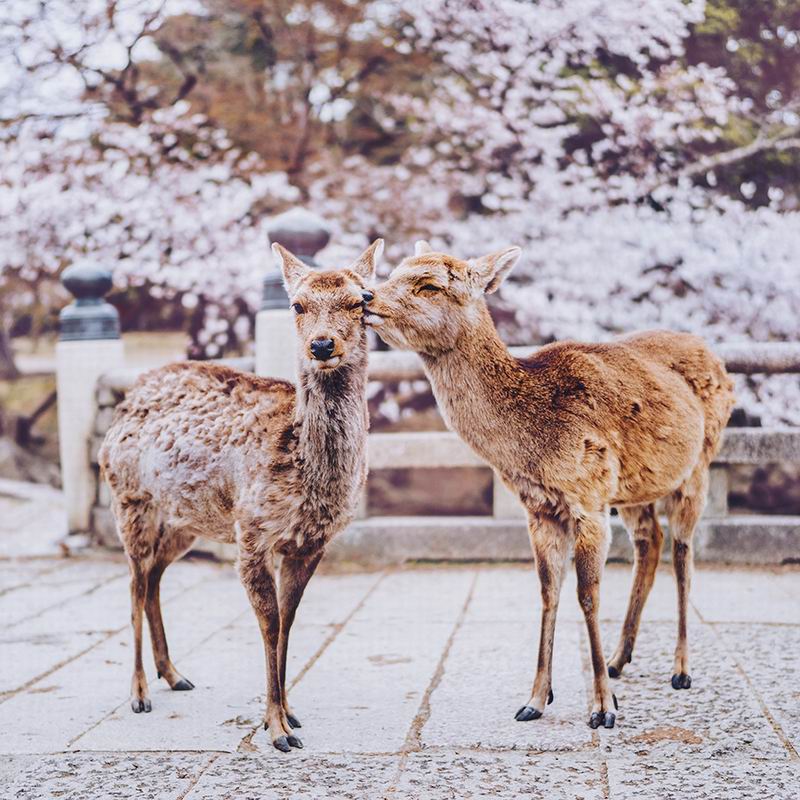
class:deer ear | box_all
[348,239,384,281]
[469,247,521,295]
[272,242,310,294]
[414,240,433,256]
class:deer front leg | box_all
[239,547,301,752]
[516,513,569,722]
[278,549,324,730]
[574,512,617,729]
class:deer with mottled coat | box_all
[365,241,734,728]
[99,240,382,751]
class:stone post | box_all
[492,471,527,520]
[255,208,331,380]
[56,263,124,533]
[706,464,729,517]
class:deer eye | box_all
[291,302,305,314]
[419,284,441,293]
[361,290,374,302]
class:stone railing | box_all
[55,209,800,566]
[85,346,800,565]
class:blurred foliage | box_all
[126,0,800,208]
[138,0,433,191]
[687,0,800,205]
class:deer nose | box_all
[310,338,335,361]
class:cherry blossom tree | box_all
[0,105,298,357]
[1,0,798,422]
[367,0,800,424]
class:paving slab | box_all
[0,480,67,559]
[0,559,224,700]
[0,563,128,629]
[469,564,696,627]
[0,559,72,594]
[600,621,788,760]
[422,568,592,750]
[395,751,605,800]
[606,755,800,800]
[714,622,800,755]
[185,753,400,800]
[0,571,243,754]
[0,629,108,696]
[689,566,800,623]
[0,752,213,800]
[1,559,798,799]
[248,569,475,754]
[75,573,382,753]
[599,564,700,624]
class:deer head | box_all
[364,241,520,355]
[272,239,383,372]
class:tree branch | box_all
[641,132,800,198]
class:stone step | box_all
[328,515,800,566]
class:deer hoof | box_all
[131,697,152,713]
[273,736,292,753]
[589,710,615,729]
[607,664,621,678]
[547,689,554,705]
[172,678,194,691]
[671,673,692,690]
[287,713,302,729]
[287,735,303,749]
[514,706,542,722]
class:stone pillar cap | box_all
[262,208,330,309]
[59,261,120,341]
[267,208,331,260]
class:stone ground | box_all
[1,484,799,799]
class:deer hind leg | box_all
[116,499,158,713]
[515,513,569,722]
[665,465,708,690]
[574,511,618,729]
[607,504,664,678]
[278,549,324,730]
[146,529,197,691]
[239,543,300,752]
[128,560,151,713]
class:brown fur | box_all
[367,242,734,727]
[99,240,382,751]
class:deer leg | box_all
[574,512,617,729]
[515,513,569,722]
[145,538,195,691]
[671,537,693,689]
[608,504,663,678]
[128,561,151,713]
[239,547,300,752]
[278,549,325,730]
[665,467,706,690]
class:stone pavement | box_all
[0,544,799,800]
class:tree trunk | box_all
[0,328,19,380]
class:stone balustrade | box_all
[55,207,800,567]
[86,352,800,565]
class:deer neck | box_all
[293,347,369,509]
[420,304,534,459]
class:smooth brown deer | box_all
[99,240,382,751]
[365,241,734,728]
